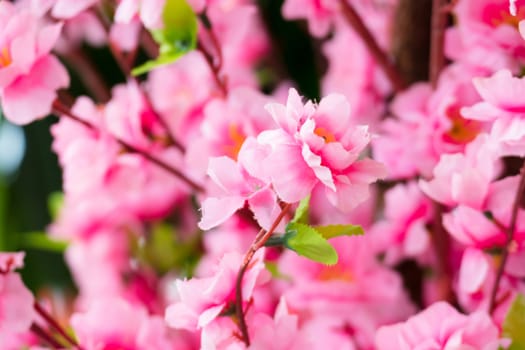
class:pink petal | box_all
[266,142,317,203]
[1,55,69,125]
[315,93,351,138]
[198,304,225,329]
[164,302,199,331]
[459,248,489,294]
[52,0,98,18]
[36,23,63,57]
[473,70,525,112]
[207,156,245,194]
[248,187,282,231]
[302,144,335,190]
[198,196,245,230]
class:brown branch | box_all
[235,203,292,346]
[34,302,83,349]
[30,323,66,350]
[339,0,406,92]
[197,40,227,97]
[60,48,111,102]
[489,164,525,313]
[430,202,456,303]
[429,0,449,87]
[52,99,204,193]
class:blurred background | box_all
[0,0,324,292]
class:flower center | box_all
[223,124,246,160]
[443,105,481,145]
[314,127,336,143]
[484,3,525,28]
[0,47,12,68]
[317,265,353,282]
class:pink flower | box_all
[282,0,340,37]
[184,87,275,180]
[375,302,500,350]
[0,2,69,125]
[371,182,433,264]
[198,149,281,231]
[115,0,166,29]
[51,0,99,19]
[449,0,525,66]
[277,236,415,349]
[419,134,499,209]
[71,298,174,350]
[165,249,267,331]
[0,253,35,345]
[463,69,525,121]
[255,88,386,210]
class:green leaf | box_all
[314,224,364,240]
[47,192,64,220]
[291,196,310,224]
[132,0,197,76]
[18,232,68,253]
[284,222,338,265]
[503,294,525,349]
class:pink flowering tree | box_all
[3,0,525,349]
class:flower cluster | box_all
[2,0,525,349]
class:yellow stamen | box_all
[317,265,353,282]
[314,127,336,143]
[0,47,12,68]
[444,105,481,145]
[223,124,246,160]
[491,8,525,28]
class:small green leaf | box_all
[132,0,197,76]
[314,224,364,240]
[284,222,338,265]
[503,294,525,349]
[47,192,64,220]
[132,54,181,76]
[18,232,68,253]
[291,196,310,224]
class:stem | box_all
[34,302,82,349]
[429,0,448,87]
[197,9,227,96]
[489,164,525,313]
[140,28,160,58]
[235,203,291,346]
[197,40,227,97]
[52,99,204,193]
[430,202,455,303]
[30,323,65,350]
[60,48,111,102]
[339,0,406,92]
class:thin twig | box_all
[235,203,291,346]
[430,202,455,303]
[34,302,82,349]
[339,0,406,92]
[52,99,204,193]
[489,164,525,313]
[30,323,65,350]
[197,40,227,97]
[60,48,111,102]
[429,0,449,87]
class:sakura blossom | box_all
[4,0,525,349]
